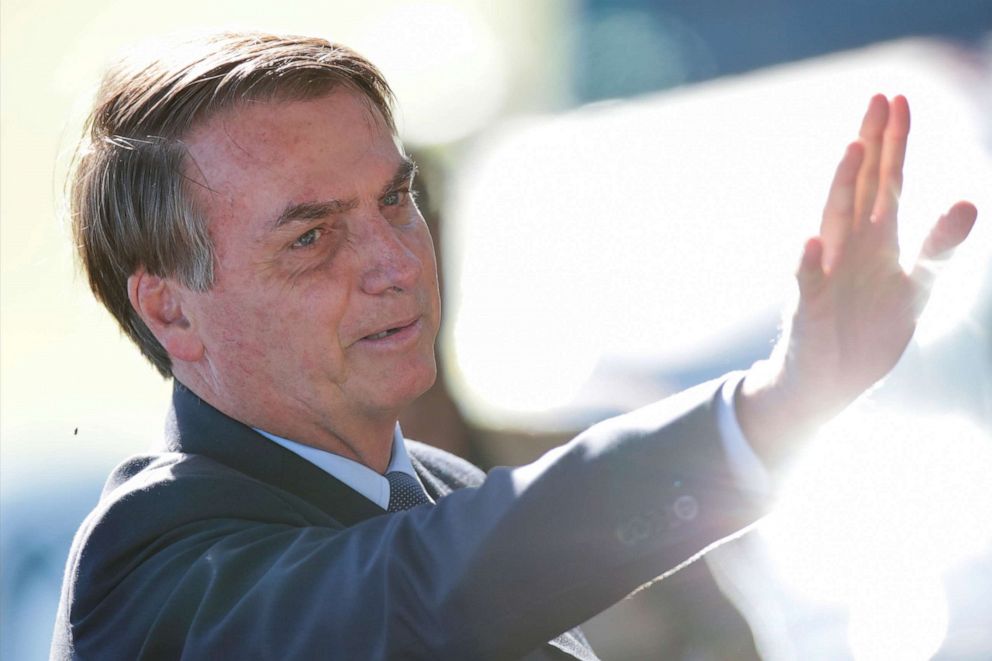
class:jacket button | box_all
[616,515,650,546]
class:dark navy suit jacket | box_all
[52,377,764,659]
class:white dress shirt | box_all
[717,372,773,494]
[256,424,432,510]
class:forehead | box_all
[182,89,400,223]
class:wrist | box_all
[736,356,828,470]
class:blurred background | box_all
[2,0,991,658]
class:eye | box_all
[291,227,323,249]
[381,188,416,208]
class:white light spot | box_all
[762,410,992,656]
[352,2,508,145]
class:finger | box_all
[797,236,826,299]
[854,94,889,227]
[918,201,977,261]
[820,141,864,273]
[873,95,910,228]
[909,201,978,315]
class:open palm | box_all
[741,95,977,461]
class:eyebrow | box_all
[271,157,418,230]
[380,156,417,198]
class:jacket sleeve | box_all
[53,376,768,661]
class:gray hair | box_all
[71,32,395,376]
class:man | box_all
[53,32,976,659]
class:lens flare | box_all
[762,409,992,657]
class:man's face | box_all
[178,89,440,444]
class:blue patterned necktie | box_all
[386,471,431,512]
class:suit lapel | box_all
[166,381,386,527]
[408,453,454,502]
[167,383,597,660]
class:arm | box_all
[736,95,978,470]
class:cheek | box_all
[205,297,274,362]
[419,237,442,315]
[289,280,354,357]
[192,278,285,352]
[410,225,439,282]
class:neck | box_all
[173,371,396,474]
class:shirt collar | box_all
[254,423,418,510]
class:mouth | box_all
[365,327,406,341]
[359,317,421,344]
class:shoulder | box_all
[100,451,319,521]
[405,440,486,489]
[70,452,327,600]
[90,450,330,543]
[56,450,339,649]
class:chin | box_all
[409,358,439,399]
[386,356,438,409]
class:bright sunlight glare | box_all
[352,2,508,146]
[846,577,949,661]
[446,39,991,427]
[762,409,992,659]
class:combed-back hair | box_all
[71,31,395,376]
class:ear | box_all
[127,269,204,364]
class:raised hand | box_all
[738,95,978,467]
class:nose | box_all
[357,215,423,295]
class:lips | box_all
[365,328,402,341]
[359,317,420,343]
